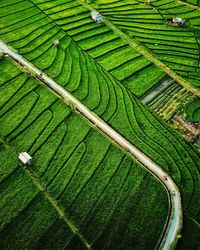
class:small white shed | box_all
[53,39,60,46]
[173,17,184,24]
[19,152,32,165]
[91,11,103,23]
[170,17,186,26]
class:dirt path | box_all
[0,41,182,250]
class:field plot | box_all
[23,0,199,144]
[141,77,194,120]
[0,58,168,249]
[141,77,182,110]
[90,0,200,88]
[0,0,200,249]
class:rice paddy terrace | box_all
[0,0,200,250]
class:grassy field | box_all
[0,0,200,249]
[0,58,168,249]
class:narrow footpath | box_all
[0,41,182,250]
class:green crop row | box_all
[145,82,182,110]
[185,98,200,122]
[0,135,80,249]
[25,0,200,92]
[185,0,200,7]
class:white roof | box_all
[91,11,99,18]
[53,40,60,45]
[91,11,103,23]
[19,152,32,164]
[173,17,184,23]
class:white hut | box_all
[53,39,60,46]
[91,11,103,23]
[171,17,186,26]
[19,152,32,165]
[146,0,152,6]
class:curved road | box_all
[0,41,182,250]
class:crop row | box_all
[1,0,200,197]
[24,0,200,111]
[0,58,168,249]
[149,85,180,110]
[144,81,182,110]
[179,0,200,7]
[185,98,200,122]
[157,89,192,120]
[141,77,178,102]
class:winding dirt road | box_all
[0,41,182,250]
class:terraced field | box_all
[0,0,200,249]
[89,0,200,88]
[0,58,169,249]
[21,0,199,133]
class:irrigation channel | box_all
[0,41,182,250]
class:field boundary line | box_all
[0,41,182,250]
[78,0,200,97]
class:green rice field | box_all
[0,0,200,249]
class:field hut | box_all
[53,39,60,46]
[19,152,32,165]
[91,11,103,23]
[168,17,186,27]
[146,0,152,6]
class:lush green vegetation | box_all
[0,58,168,249]
[182,0,200,7]
[141,77,194,120]
[0,0,168,99]
[0,0,200,249]
[0,165,85,249]
[185,98,200,122]
[90,0,200,88]
[141,77,182,108]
